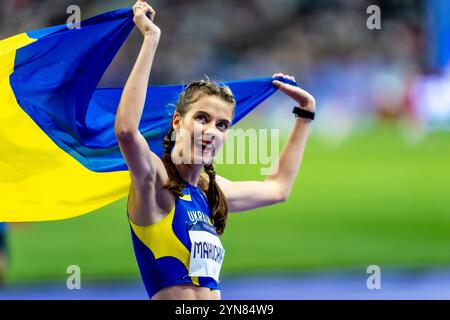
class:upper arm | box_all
[116,131,166,185]
[117,131,173,225]
[216,175,286,213]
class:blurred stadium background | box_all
[1,0,450,299]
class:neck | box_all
[176,163,203,186]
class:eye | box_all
[216,121,230,132]
[195,114,208,124]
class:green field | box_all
[6,123,450,283]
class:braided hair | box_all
[162,78,235,235]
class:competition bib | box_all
[187,221,225,282]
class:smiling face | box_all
[172,93,234,165]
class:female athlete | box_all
[115,0,316,300]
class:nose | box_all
[203,130,216,142]
[203,123,217,142]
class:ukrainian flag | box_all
[0,8,293,222]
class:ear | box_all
[172,112,182,132]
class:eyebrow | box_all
[195,111,231,126]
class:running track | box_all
[1,268,450,300]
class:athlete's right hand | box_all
[132,0,161,38]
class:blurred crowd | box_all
[1,0,448,138]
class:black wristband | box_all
[292,106,315,120]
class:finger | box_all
[272,75,293,85]
[142,3,156,20]
[272,79,297,91]
[275,82,299,100]
[136,1,148,9]
[132,1,139,13]
[142,2,152,10]
[272,79,286,87]
[283,75,297,84]
[135,4,151,17]
[133,1,145,14]
[134,0,145,8]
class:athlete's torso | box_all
[128,182,225,299]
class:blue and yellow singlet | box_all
[128,182,225,299]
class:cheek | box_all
[193,120,206,135]
[216,132,227,148]
[181,120,197,138]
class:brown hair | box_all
[162,78,236,235]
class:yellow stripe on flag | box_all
[0,33,130,222]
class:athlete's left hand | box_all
[272,73,315,112]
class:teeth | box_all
[199,141,212,150]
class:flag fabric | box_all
[0,9,296,222]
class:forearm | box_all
[267,118,312,199]
[115,35,160,134]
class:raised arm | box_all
[217,73,315,213]
[115,1,163,184]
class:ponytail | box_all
[203,163,228,235]
[162,126,184,197]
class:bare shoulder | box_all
[200,173,232,190]
[214,175,233,193]
[200,172,233,197]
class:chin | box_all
[197,158,212,166]
[190,149,215,165]
[190,154,210,165]
[203,159,213,166]
[201,154,215,165]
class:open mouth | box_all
[199,140,213,152]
